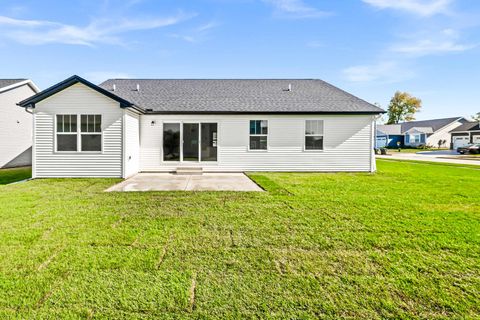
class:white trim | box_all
[303,119,325,152]
[161,121,220,163]
[0,79,40,94]
[122,110,126,178]
[32,108,37,179]
[54,113,103,153]
[248,119,269,151]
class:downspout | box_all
[28,106,36,179]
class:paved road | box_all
[377,151,480,166]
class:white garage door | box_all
[453,136,470,149]
[376,137,387,148]
[473,136,480,144]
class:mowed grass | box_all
[0,167,31,185]
[0,160,479,319]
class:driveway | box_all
[377,151,480,166]
[106,172,263,192]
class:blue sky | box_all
[0,0,479,120]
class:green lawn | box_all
[0,160,479,319]
[0,167,31,185]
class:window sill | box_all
[247,149,269,152]
[54,151,103,154]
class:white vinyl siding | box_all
[124,110,140,178]
[0,84,36,168]
[140,114,375,172]
[33,83,123,178]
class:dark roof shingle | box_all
[99,79,384,114]
[399,117,463,133]
[450,121,480,132]
[0,79,26,89]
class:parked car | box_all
[468,144,480,154]
[457,144,473,154]
[457,144,480,154]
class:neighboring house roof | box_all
[378,117,464,136]
[0,79,40,94]
[0,79,26,88]
[400,117,463,133]
[18,75,135,110]
[405,127,434,134]
[377,124,402,135]
[450,121,480,132]
[98,79,385,114]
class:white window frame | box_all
[410,134,421,144]
[54,114,103,153]
[80,114,103,153]
[304,120,324,151]
[161,121,219,163]
[248,120,268,151]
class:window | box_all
[305,120,324,150]
[80,115,102,151]
[56,115,77,151]
[249,120,268,150]
[55,114,102,152]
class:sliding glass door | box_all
[163,123,180,161]
[183,123,200,161]
[163,122,217,162]
[201,123,217,162]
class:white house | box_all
[0,79,39,168]
[376,117,467,149]
[18,76,384,178]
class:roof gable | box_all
[18,75,133,109]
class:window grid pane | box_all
[81,114,101,133]
[306,120,323,135]
[81,134,102,151]
[305,136,323,150]
[57,134,77,151]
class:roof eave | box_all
[141,110,385,115]
[17,75,134,109]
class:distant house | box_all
[376,117,467,148]
[450,121,480,149]
[17,75,385,178]
[0,79,39,168]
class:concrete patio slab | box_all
[106,172,263,192]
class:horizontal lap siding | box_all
[0,84,34,168]
[34,83,123,178]
[140,114,374,172]
[124,110,140,178]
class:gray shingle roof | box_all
[98,79,384,114]
[379,117,463,135]
[450,121,480,132]
[400,117,462,133]
[0,79,26,89]
[377,124,402,135]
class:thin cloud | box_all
[390,29,476,56]
[263,0,330,19]
[343,61,414,83]
[0,12,194,47]
[362,0,452,16]
[170,20,220,43]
